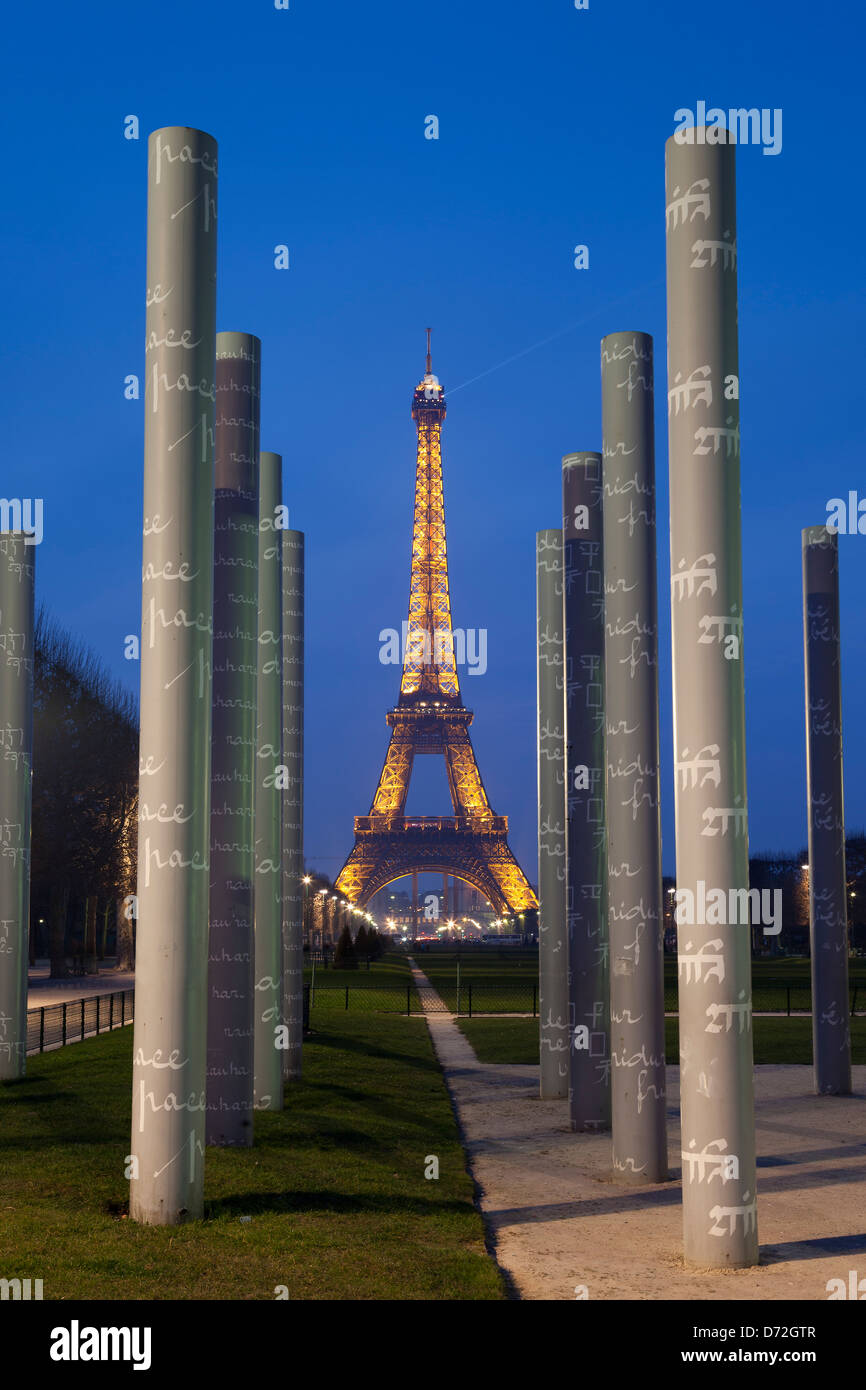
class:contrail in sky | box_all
[447,278,665,396]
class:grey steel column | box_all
[562,455,610,1131]
[131,127,217,1224]
[206,332,260,1146]
[0,536,35,1081]
[803,525,851,1095]
[254,452,284,1110]
[282,529,304,1082]
[601,334,667,1180]
[536,529,568,1099]
[665,130,757,1266]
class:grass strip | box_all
[0,1013,504,1301]
[457,1016,866,1067]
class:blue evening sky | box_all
[2,0,864,881]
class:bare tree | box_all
[31,609,138,977]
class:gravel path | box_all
[408,959,866,1301]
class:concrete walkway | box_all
[407,959,866,1301]
[407,958,481,1068]
[28,961,134,1008]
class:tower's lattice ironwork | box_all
[336,334,537,916]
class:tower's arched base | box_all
[335,342,537,926]
[336,816,537,916]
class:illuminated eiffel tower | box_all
[336,333,537,917]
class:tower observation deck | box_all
[335,332,537,917]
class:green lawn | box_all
[412,950,864,1016]
[0,1013,504,1301]
[419,948,538,989]
[303,948,414,986]
[417,949,539,1013]
[458,1015,866,1067]
[305,949,420,1017]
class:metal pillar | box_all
[254,451,284,1110]
[665,128,757,1266]
[601,334,667,1179]
[131,126,217,1224]
[803,525,851,1095]
[536,528,569,1099]
[562,455,610,1130]
[282,530,304,1081]
[206,331,260,1146]
[0,535,35,1081]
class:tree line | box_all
[30,610,137,976]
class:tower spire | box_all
[334,342,538,918]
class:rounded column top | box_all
[216,331,261,359]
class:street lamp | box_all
[301,875,312,947]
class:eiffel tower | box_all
[336,333,537,917]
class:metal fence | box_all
[307,984,537,1017]
[24,977,864,1050]
[426,984,538,1016]
[427,978,863,1018]
[308,979,864,1019]
[26,990,135,1054]
[308,986,420,1016]
[29,985,311,1051]
[662,979,863,1017]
